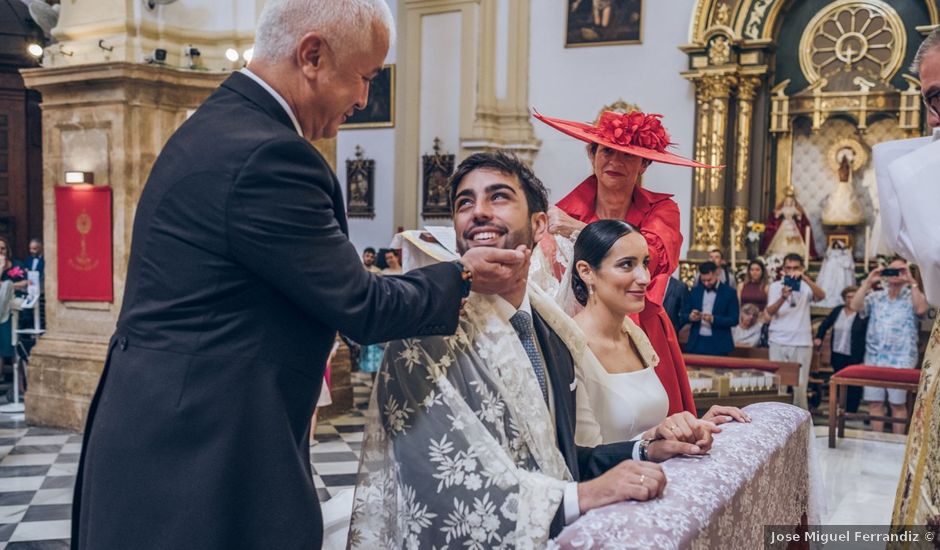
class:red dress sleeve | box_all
[631,198,682,306]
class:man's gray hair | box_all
[911,26,940,75]
[254,0,395,63]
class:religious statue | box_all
[760,186,818,259]
[821,148,864,226]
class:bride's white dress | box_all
[574,317,669,445]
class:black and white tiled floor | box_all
[0,373,374,549]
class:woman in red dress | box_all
[533,110,719,416]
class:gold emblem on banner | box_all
[69,210,99,271]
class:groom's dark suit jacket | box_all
[532,311,636,537]
[72,72,464,550]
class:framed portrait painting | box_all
[340,64,396,129]
[346,146,375,218]
[565,0,643,47]
[421,138,454,219]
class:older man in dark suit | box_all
[71,2,529,549]
[682,261,740,356]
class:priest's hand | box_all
[547,206,587,239]
[577,460,667,513]
[460,245,531,296]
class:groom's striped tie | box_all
[509,311,550,405]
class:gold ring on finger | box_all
[639,474,646,485]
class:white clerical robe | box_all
[874,132,940,304]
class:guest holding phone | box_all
[849,258,928,432]
[766,253,825,409]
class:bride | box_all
[568,220,750,445]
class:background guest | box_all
[732,303,764,348]
[709,248,735,288]
[361,247,381,274]
[850,259,928,432]
[0,237,26,368]
[738,259,769,312]
[814,285,867,413]
[26,238,43,278]
[766,253,826,409]
[681,261,739,356]
[692,248,735,288]
[381,249,402,275]
[662,275,689,333]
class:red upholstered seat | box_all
[832,365,921,385]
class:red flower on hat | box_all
[588,111,672,153]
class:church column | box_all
[730,75,760,258]
[462,0,539,162]
[689,72,735,257]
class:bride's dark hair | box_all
[572,220,640,306]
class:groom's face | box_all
[452,168,547,255]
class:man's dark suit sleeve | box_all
[711,288,740,329]
[575,441,637,481]
[816,308,840,341]
[679,287,698,328]
[226,138,462,344]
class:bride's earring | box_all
[589,284,596,305]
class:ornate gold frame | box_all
[339,64,396,130]
[564,0,644,48]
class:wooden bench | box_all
[828,364,921,448]
[683,354,802,414]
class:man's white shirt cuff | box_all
[564,483,580,525]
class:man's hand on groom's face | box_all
[460,245,531,295]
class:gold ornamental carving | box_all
[690,206,725,252]
[694,82,712,195]
[799,0,906,85]
[708,36,732,66]
[731,207,749,251]
[704,74,735,193]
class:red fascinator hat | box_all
[533,109,721,169]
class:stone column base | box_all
[26,337,107,432]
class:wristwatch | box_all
[638,438,653,461]
[452,260,473,299]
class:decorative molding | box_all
[798,0,907,85]
[690,205,725,252]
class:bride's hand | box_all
[647,412,720,451]
[702,405,751,425]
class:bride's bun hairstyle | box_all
[572,219,640,306]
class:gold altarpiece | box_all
[682,0,938,262]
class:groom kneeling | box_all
[349,152,710,548]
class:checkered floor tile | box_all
[0,373,375,548]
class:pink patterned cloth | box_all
[556,402,816,549]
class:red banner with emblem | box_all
[55,186,113,301]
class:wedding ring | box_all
[639,474,647,485]
[671,425,681,432]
